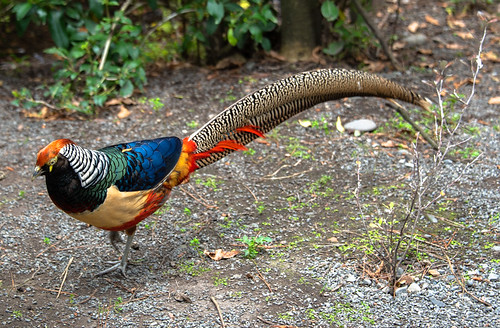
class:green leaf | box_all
[44,47,69,59]
[323,41,344,56]
[321,0,339,22]
[227,28,237,46]
[93,94,107,107]
[89,0,104,18]
[207,0,224,25]
[261,37,271,51]
[69,47,85,59]
[48,10,69,48]
[120,80,134,97]
[13,3,33,21]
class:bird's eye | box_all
[48,157,58,166]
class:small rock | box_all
[487,273,499,281]
[395,286,408,297]
[345,274,357,283]
[429,296,446,307]
[426,214,438,224]
[344,119,377,133]
[491,245,500,252]
[360,278,372,286]
[408,282,421,293]
[403,33,428,47]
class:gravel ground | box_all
[1,2,499,327]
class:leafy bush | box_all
[178,0,277,63]
[11,0,147,114]
[320,0,373,58]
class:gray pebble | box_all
[487,273,499,281]
[408,282,421,293]
[403,33,428,46]
[345,274,357,282]
[429,297,446,307]
[344,119,377,132]
[395,286,408,297]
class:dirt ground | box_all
[0,2,499,327]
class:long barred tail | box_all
[188,68,430,170]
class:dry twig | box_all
[210,296,226,328]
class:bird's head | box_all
[33,139,75,179]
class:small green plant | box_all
[236,235,272,259]
[43,237,51,245]
[184,207,192,216]
[243,147,256,156]
[186,120,199,129]
[197,177,220,191]
[18,190,25,198]
[454,147,481,159]
[114,297,123,313]
[179,261,211,276]
[138,97,165,111]
[189,237,200,247]
[213,275,228,286]
[286,137,313,160]
[143,220,157,230]
[12,310,22,319]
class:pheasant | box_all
[33,68,431,276]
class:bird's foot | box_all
[95,259,128,277]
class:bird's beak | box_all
[32,166,44,180]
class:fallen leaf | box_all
[105,98,122,106]
[471,276,483,281]
[392,41,406,51]
[327,236,339,243]
[255,138,271,145]
[381,140,397,148]
[455,31,474,40]
[117,105,130,119]
[336,116,345,133]
[299,119,312,128]
[454,77,475,89]
[446,43,465,50]
[408,21,420,33]
[447,17,466,28]
[398,275,414,285]
[364,60,386,72]
[417,48,433,55]
[425,15,440,26]
[428,269,440,277]
[482,51,500,63]
[488,96,500,105]
[173,292,192,303]
[204,249,239,261]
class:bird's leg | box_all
[108,230,123,253]
[96,226,136,277]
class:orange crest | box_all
[36,139,75,167]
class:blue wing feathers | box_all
[101,137,182,192]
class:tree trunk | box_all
[280,0,321,62]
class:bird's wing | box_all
[100,137,182,192]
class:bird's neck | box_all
[59,144,109,188]
[46,146,108,214]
